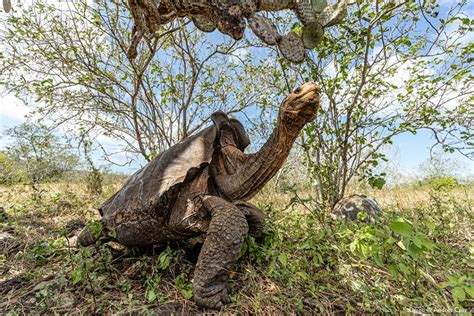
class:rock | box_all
[33,280,52,292]
[67,235,78,247]
[332,194,382,223]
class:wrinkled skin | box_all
[78,82,320,309]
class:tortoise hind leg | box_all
[192,195,248,309]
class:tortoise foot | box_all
[194,286,230,309]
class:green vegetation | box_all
[0,0,472,313]
[424,176,461,191]
[1,0,471,203]
[0,123,79,185]
[1,179,472,313]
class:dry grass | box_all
[1,179,473,314]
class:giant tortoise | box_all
[78,82,321,309]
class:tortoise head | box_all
[278,82,320,127]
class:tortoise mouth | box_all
[299,84,320,101]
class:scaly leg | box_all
[235,201,265,239]
[192,195,248,309]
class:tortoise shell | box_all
[99,112,249,223]
[99,126,217,221]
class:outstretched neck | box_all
[212,118,304,201]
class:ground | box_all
[1,178,473,314]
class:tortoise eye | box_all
[293,87,302,94]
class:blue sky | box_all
[1,0,473,181]
[1,95,472,180]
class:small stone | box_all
[67,235,78,247]
[33,281,51,292]
[57,292,75,309]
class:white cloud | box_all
[0,93,31,122]
[229,48,251,64]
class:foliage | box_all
[0,0,265,164]
[83,139,104,196]
[1,179,473,313]
[0,123,79,184]
[240,0,473,207]
[85,167,104,196]
[0,151,26,184]
[302,0,473,206]
[424,176,460,191]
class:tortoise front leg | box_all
[235,201,265,239]
[193,195,248,309]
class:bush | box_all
[0,151,26,185]
[425,176,460,191]
[2,123,79,184]
[85,167,104,196]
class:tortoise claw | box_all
[194,287,229,310]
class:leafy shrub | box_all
[425,176,460,191]
[2,123,79,184]
[238,189,473,313]
[0,151,25,184]
[86,167,104,196]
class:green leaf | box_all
[415,234,435,250]
[390,220,413,237]
[181,288,193,300]
[159,252,170,270]
[71,267,84,285]
[278,253,287,268]
[368,176,386,189]
[452,287,466,303]
[408,243,423,257]
[147,288,157,303]
[388,264,399,278]
[296,271,308,280]
[465,286,474,298]
[398,262,410,276]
